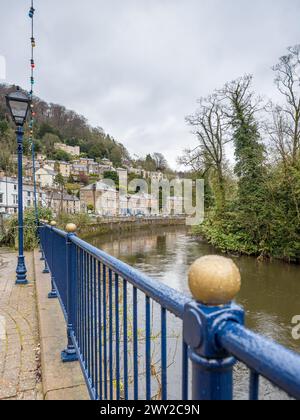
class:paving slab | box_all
[0,249,42,400]
[33,249,89,401]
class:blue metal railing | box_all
[39,222,300,401]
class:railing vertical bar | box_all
[146,296,151,400]
[80,249,84,355]
[77,247,80,338]
[98,261,103,400]
[115,274,120,400]
[133,287,138,400]
[83,252,87,369]
[89,255,93,387]
[123,279,129,400]
[93,258,97,398]
[249,371,260,401]
[87,254,91,380]
[78,249,82,352]
[109,268,114,400]
[182,341,189,400]
[77,249,81,350]
[161,307,167,400]
[75,248,79,338]
[103,264,108,400]
[91,256,95,390]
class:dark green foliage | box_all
[0,207,53,251]
[230,78,267,251]
[144,154,156,171]
[190,70,300,262]
[0,118,8,135]
[0,84,130,166]
[103,171,119,188]
[51,149,72,162]
[54,172,65,187]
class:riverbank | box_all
[79,216,187,238]
[192,220,300,265]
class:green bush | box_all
[0,207,53,251]
[56,212,91,231]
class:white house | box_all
[43,160,56,171]
[36,167,57,188]
[119,193,159,216]
[81,181,118,216]
[0,177,47,215]
[165,196,184,216]
[47,191,81,216]
[54,143,80,157]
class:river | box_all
[85,226,300,400]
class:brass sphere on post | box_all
[188,255,241,306]
[50,221,57,227]
[66,223,77,233]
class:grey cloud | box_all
[1,0,300,167]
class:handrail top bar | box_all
[71,235,192,319]
[219,321,300,400]
[42,223,68,239]
[52,226,68,239]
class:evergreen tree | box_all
[225,76,267,251]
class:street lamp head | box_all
[6,88,30,127]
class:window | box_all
[27,200,31,207]
[27,191,31,197]
[13,195,18,205]
[0,193,3,204]
[14,185,17,191]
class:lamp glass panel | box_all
[9,99,28,120]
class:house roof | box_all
[81,182,117,193]
[37,168,57,176]
[0,177,45,194]
[50,192,80,202]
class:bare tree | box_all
[152,153,168,172]
[266,104,291,167]
[271,45,300,166]
[181,94,231,209]
[221,75,261,127]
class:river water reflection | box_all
[85,226,300,399]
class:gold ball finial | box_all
[66,223,77,233]
[188,255,241,306]
[50,221,57,227]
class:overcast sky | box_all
[1,0,300,167]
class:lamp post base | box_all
[61,349,78,363]
[16,255,28,285]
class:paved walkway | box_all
[0,249,89,401]
[0,250,43,400]
[33,249,89,400]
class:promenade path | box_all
[0,250,42,400]
[0,249,89,400]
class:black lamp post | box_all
[6,88,30,285]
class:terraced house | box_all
[0,177,47,215]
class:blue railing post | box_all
[184,256,244,400]
[48,221,58,299]
[39,222,45,260]
[40,222,50,274]
[38,221,43,255]
[62,223,79,363]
